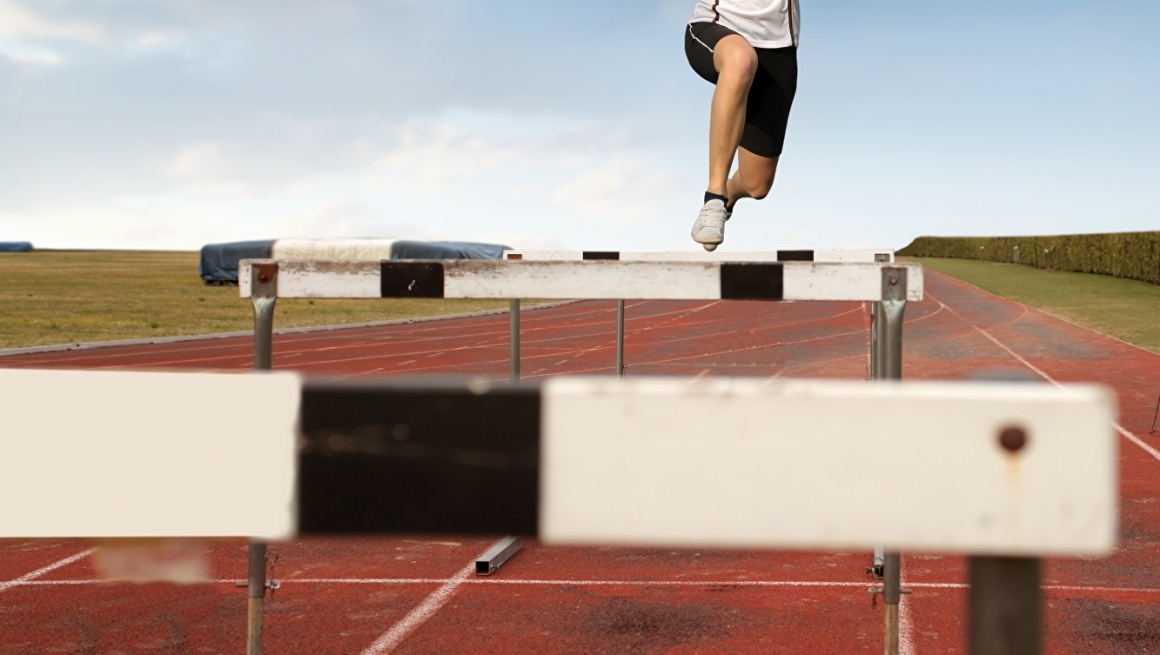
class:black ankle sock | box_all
[704,191,729,206]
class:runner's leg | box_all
[727,148,778,206]
[707,35,758,197]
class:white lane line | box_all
[642,327,863,366]
[13,576,1160,597]
[1,301,591,367]
[1116,425,1160,462]
[900,558,915,655]
[688,369,712,383]
[0,549,94,593]
[930,271,1160,358]
[357,538,509,655]
[13,578,875,588]
[931,295,1160,464]
[650,304,865,347]
[761,369,785,383]
[83,299,837,377]
[290,579,876,588]
[634,300,724,331]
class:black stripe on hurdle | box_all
[582,251,620,260]
[381,261,445,298]
[720,263,784,300]
[298,380,541,534]
[777,250,814,262]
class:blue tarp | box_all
[198,239,511,284]
[199,240,275,284]
[390,240,510,260]
[0,242,33,252]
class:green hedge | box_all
[898,232,1160,285]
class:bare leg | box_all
[727,148,778,207]
[707,36,758,196]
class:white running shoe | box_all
[691,199,729,251]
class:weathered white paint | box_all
[812,250,895,263]
[504,249,895,263]
[240,260,923,302]
[279,260,382,298]
[782,262,922,301]
[241,260,382,298]
[0,369,300,539]
[541,377,1117,555]
[442,261,722,300]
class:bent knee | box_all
[746,177,774,200]
[714,37,758,81]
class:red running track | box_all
[2,269,1159,654]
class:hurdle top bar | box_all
[503,249,895,263]
[239,259,923,302]
[0,370,1116,556]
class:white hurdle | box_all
[239,259,918,302]
[502,249,895,377]
[238,256,919,378]
[500,248,895,262]
[0,369,1118,654]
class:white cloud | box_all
[0,0,105,44]
[787,228,814,247]
[132,31,178,48]
[1,110,695,251]
[2,202,213,250]
[168,142,224,179]
[165,142,251,197]
[281,199,414,240]
[364,115,681,231]
[370,120,536,194]
[485,233,568,250]
[1,47,62,65]
[548,157,672,227]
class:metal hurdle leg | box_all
[468,298,524,575]
[866,259,885,581]
[616,299,625,378]
[251,263,278,372]
[873,266,909,655]
[969,556,1041,655]
[246,542,267,655]
[867,301,882,583]
[246,262,279,655]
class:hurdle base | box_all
[476,536,523,576]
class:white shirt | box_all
[690,0,800,49]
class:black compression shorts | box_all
[684,21,798,159]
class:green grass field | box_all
[911,257,1160,354]
[0,250,519,349]
[2,251,1157,355]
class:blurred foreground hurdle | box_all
[239,256,920,652]
[0,369,1117,654]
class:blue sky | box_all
[1,0,1157,252]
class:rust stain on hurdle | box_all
[252,262,279,286]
